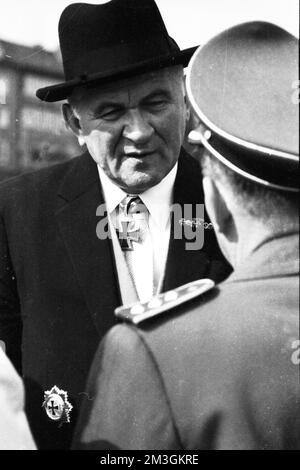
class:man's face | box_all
[67,67,187,193]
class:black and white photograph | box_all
[0,0,299,454]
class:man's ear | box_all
[202,175,232,236]
[62,103,81,137]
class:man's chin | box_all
[117,173,162,194]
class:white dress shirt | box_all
[98,164,178,302]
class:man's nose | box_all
[123,110,154,143]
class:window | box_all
[0,78,8,105]
[21,106,67,135]
[0,138,10,165]
[0,108,10,129]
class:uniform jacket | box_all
[73,232,300,450]
[0,149,231,449]
[0,348,36,450]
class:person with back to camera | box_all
[73,21,299,450]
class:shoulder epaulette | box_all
[114,278,215,325]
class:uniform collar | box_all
[227,231,299,283]
[98,163,178,230]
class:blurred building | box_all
[0,39,80,181]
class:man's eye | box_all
[145,100,167,110]
[96,109,123,120]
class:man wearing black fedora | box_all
[0,0,230,449]
[72,21,299,450]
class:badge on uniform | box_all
[42,386,73,426]
[115,278,215,324]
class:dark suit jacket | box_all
[0,149,231,449]
[73,233,299,450]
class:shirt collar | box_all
[139,163,177,229]
[97,163,178,229]
[97,166,127,214]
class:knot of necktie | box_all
[120,195,148,217]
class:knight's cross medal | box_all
[117,220,141,251]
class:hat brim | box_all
[36,46,197,102]
[196,126,299,192]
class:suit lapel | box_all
[55,152,120,335]
[163,150,210,291]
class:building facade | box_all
[0,39,80,181]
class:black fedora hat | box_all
[36,0,197,102]
[186,21,299,192]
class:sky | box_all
[0,0,298,52]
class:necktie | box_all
[117,196,154,302]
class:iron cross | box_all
[116,221,141,251]
[47,400,59,417]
